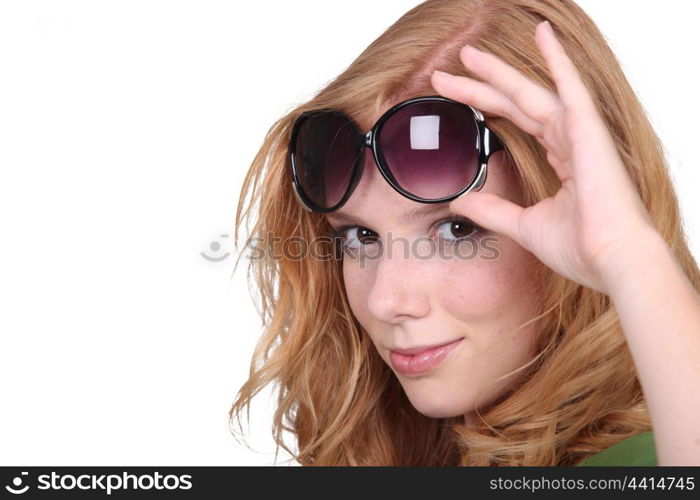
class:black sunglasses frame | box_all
[288,94,504,213]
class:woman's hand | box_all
[431,21,700,465]
[431,20,658,294]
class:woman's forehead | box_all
[325,152,513,227]
[356,91,434,131]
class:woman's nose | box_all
[365,238,431,323]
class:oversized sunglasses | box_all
[288,94,504,213]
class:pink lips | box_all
[389,338,463,376]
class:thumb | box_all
[449,191,524,247]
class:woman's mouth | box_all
[389,338,464,376]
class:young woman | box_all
[229,0,700,466]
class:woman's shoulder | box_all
[575,430,657,466]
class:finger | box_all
[458,43,562,125]
[535,20,628,178]
[449,191,524,247]
[534,21,597,117]
[431,71,544,137]
[546,150,572,181]
[539,111,575,177]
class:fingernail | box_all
[461,44,479,56]
[433,70,452,80]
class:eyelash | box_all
[329,215,485,248]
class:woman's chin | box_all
[403,389,472,419]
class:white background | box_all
[0,1,698,466]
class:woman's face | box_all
[324,102,543,423]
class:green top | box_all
[576,431,657,466]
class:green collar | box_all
[577,430,657,466]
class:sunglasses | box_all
[288,95,504,213]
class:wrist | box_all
[598,225,670,297]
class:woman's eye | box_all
[434,218,479,242]
[339,226,379,249]
[330,218,480,253]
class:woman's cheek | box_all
[436,238,539,323]
[342,258,375,317]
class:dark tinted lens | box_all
[377,101,479,199]
[294,112,363,209]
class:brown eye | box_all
[435,217,479,241]
[339,226,379,248]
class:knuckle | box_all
[510,83,528,105]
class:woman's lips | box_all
[389,338,464,376]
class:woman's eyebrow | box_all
[326,203,451,227]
